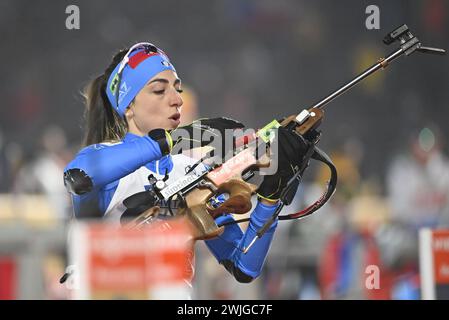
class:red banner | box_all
[0,257,17,300]
[70,218,194,299]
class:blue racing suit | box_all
[64,132,279,282]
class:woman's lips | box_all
[169,113,181,125]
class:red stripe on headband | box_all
[128,51,158,69]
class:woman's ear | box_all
[125,104,134,119]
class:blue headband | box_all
[106,43,177,117]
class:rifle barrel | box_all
[310,47,404,110]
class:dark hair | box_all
[82,48,129,146]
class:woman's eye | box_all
[176,89,184,93]
[154,89,165,94]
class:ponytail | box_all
[82,49,129,146]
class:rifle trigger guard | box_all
[198,180,218,193]
[208,178,257,218]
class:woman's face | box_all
[126,70,183,135]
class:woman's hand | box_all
[257,127,311,202]
[170,117,245,159]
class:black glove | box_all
[170,117,245,159]
[148,128,173,156]
[257,127,311,202]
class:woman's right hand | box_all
[256,127,312,202]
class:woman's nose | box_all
[169,89,183,108]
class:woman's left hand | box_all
[170,117,245,158]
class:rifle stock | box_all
[180,150,269,240]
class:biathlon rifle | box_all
[123,24,445,247]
